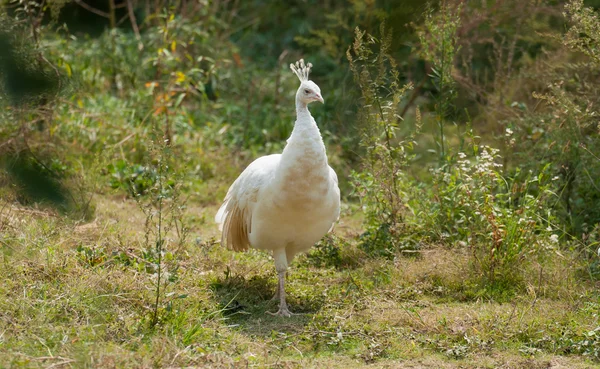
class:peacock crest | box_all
[290,59,312,82]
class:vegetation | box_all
[1,0,600,367]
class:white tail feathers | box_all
[290,59,312,82]
[215,200,251,252]
[215,203,226,231]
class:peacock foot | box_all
[266,306,294,317]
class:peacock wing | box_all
[215,154,281,251]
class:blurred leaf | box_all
[3,152,70,210]
[0,33,59,105]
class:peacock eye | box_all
[304,89,310,94]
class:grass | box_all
[1,193,598,368]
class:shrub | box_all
[507,0,600,254]
[453,148,555,287]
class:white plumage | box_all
[215,59,340,317]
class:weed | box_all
[132,139,188,328]
[416,1,461,162]
[347,24,420,256]
[130,12,193,328]
[304,234,344,269]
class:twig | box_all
[126,0,144,50]
[73,0,110,18]
[108,0,116,28]
[47,359,76,369]
[113,132,137,147]
[399,73,427,119]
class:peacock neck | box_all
[295,101,311,123]
[279,98,327,168]
[273,97,329,196]
[290,99,321,140]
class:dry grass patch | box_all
[1,198,599,368]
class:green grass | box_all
[1,195,598,368]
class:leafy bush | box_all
[502,0,600,260]
[106,160,170,197]
[305,235,345,269]
[420,143,558,291]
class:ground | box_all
[0,194,599,368]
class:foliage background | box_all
[1,0,600,367]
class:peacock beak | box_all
[315,94,324,104]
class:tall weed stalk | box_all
[134,10,190,327]
[417,1,461,163]
[134,138,188,327]
[347,24,420,256]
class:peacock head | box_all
[290,59,324,105]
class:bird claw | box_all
[266,307,294,317]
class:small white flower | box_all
[546,226,552,232]
[458,152,467,159]
[550,234,559,244]
[505,128,513,137]
[552,176,560,181]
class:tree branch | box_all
[126,0,144,50]
[73,0,110,18]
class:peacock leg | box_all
[267,249,293,317]
[267,271,292,317]
[271,280,281,301]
